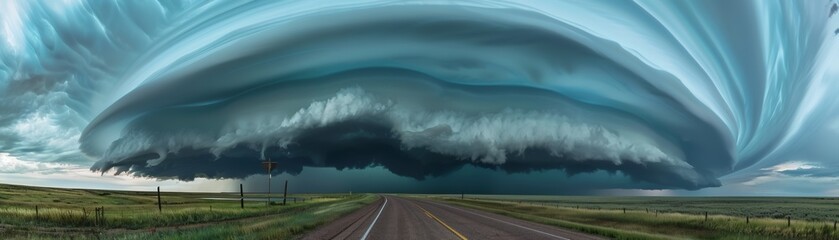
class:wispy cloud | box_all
[760,161,820,172]
[739,161,839,195]
[0,152,72,174]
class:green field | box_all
[0,184,376,239]
[4,185,839,240]
[435,195,839,240]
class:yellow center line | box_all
[418,206,468,240]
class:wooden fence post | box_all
[787,216,790,227]
[157,186,162,213]
[283,180,288,206]
[746,216,749,224]
[705,212,708,221]
[623,208,626,214]
[240,184,244,209]
[35,205,39,220]
[94,207,104,227]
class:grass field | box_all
[5,184,839,239]
[435,195,839,240]
[0,183,376,239]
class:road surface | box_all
[302,196,603,240]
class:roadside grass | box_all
[443,195,839,222]
[0,198,345,229]
[0,183,353,228]
[438,197,839,240]
[112,194,377,240]
[0,183,374,239]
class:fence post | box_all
[746,216,749,224]
[157,186,162,213]
[787,216,790,227]
[705,212,708,221]
[95,207,102,227]
[283,180,288,206]
[35,205,39,220]
[833,220,836,230]
[240,184,244,209]
[623,208,626,214]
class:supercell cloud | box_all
[2,0,838,191]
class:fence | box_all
[0,191,347,229]
[455,197,839,231]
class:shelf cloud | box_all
[2,1,838,192]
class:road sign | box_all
[262,160,277,171]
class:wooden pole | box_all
[705,212,708,221]
[35,205,39,220]
[746,216,749,224]
[262,159,277,206]
[240,184,244,209]
[157,187,162,213]
[787,216,791,227]
[282,180,288,205]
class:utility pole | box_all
[262,159,277,206]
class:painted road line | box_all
[426,200,569,240]
[360,196,388,240]
[419,206,468,240]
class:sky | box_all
[1,0,838,195]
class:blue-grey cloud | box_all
[1,0,838,191]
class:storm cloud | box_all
[2,1,839,192]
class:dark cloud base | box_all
[95,120,719,190]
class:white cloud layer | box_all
[100,88,689,170]
[0,152,69,173]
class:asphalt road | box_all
[302,196,603,240]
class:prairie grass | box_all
[440,197,839,240]
[0,183,371,239]
[111,194,377,240]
